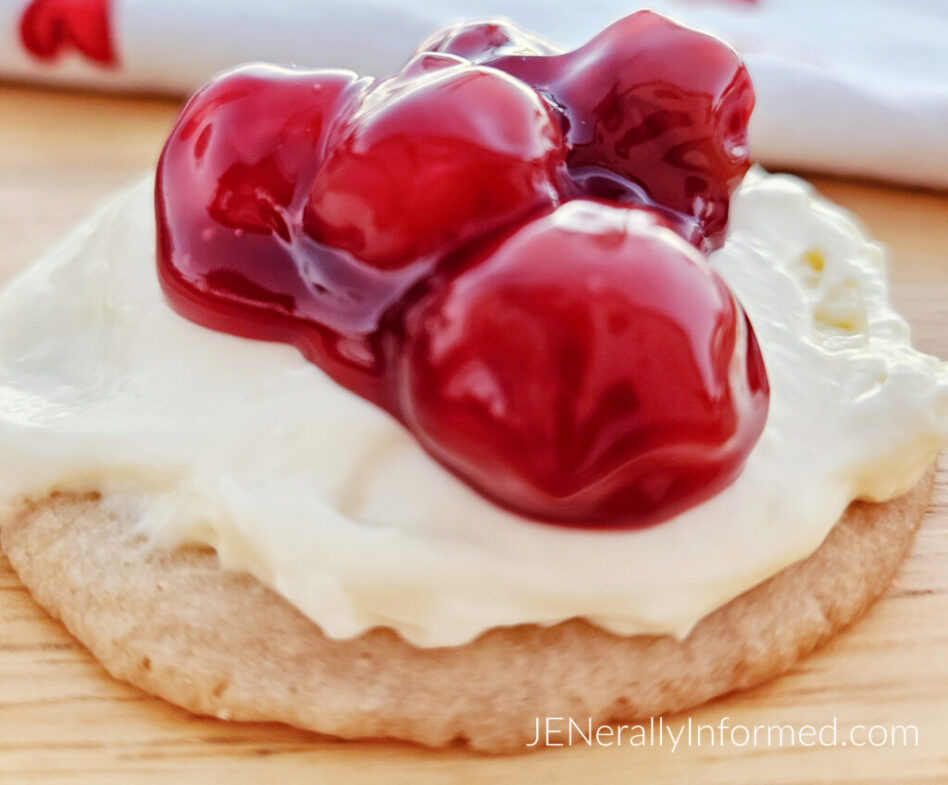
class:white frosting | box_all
[0,169,945,647]
[2,0,948,186]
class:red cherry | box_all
[416,20,556,62]
[487,11,754,249]
[303,54,564,269]
[156,65,410,403]
[393,200,769,526]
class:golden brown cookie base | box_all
[0,466,935,753]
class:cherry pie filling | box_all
[155,11,770,527]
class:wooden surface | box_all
[1,83,947,784]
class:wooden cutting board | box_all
[1,84,947,785]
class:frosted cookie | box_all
[0,11,945,752]
[0,468,933,752]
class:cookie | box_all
[0,465,934,753]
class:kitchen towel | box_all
[2,0,947,187]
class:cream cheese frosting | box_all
[0,167,945,647]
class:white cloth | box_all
[1,0,946,187]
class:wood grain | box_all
[1,84,947,784]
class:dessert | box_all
[1,11,946,753]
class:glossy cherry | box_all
[156,64,408,402]
[417,19,555,62]
[304,53,564,268]
[425,12,754,249]
[156,13,769,527]
[395,201,769,525]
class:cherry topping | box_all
[304,54,564,268]
[156,13,768,527]
[417,20,556,62]
[433,11,754,249]
[155,65,410,401]
[394,201,768,525]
